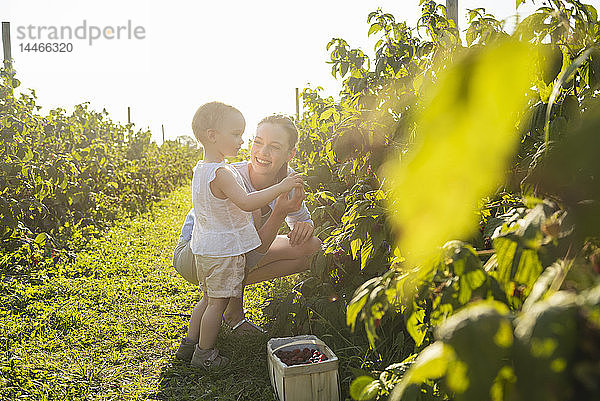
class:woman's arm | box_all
[253,188,304,253]
[282,186,314,246]
[179,208,195,243]
[284,191,313,228]
[212,167,303,212]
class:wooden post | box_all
[161,124,165,143]
[295,88,300,120]
[446,0,459,31]
[127,106,131,124]
[2,22,12,70]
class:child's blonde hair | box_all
[192,101,241,146]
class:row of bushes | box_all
[264,2,600,400]
[0,67,201,277]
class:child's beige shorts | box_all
[194,254,245,298]
[173,240,265,286]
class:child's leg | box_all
[223,272,247,326]
[198,296,229,349]
[176,295,207,362]
[185,295,208,343]
[223,296,244,326]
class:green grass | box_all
[1,184,299,400]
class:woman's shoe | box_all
[231,317,266,334]
[190,346,230,369]
[175,337,197,362]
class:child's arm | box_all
[211,167,303,212]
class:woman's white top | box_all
[190,161,261,257]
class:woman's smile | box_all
[254,155,272,167]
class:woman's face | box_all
[250,123,295,177]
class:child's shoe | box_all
[175,337,197,362]
[190,346,229,369]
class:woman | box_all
[173,115,322,334]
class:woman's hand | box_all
[288,221,314,247]
[273,185,304,216]
[273,187,313,246]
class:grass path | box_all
[2,184,296,400]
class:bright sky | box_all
[5,0,599,143]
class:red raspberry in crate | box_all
[276,348,329,365]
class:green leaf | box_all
[34,233,47,245]
[522,260,563,312]
[347,288,369,330]
[406,305,427,347]
[544,49,592,150]
[350,376,379,401]
[340,61,349,77]
[325,140,336,164]
[514,292,578,401]
[315,191,336,204]
[529,103,600,241]
[385,40,534,265]
[350,237,362,260]
[22,147,34,162]
[458,269,486,304]
[514,12,548,41]
[360,232,374,270]
[409,342,453,382]
[311,251,328,278]
[466,23,478,46]
[389,342,454,401]
[435,302,513,400]
[439,241,487,304]
[320,108,335,121]
[368,23,382,37]
[492,236,542,303]
[582,4,598,22]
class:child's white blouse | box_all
[190,161,261,257]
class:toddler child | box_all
[176,101,303,369]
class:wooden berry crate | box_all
[267,335,340,401]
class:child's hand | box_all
[278,173,304,193]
